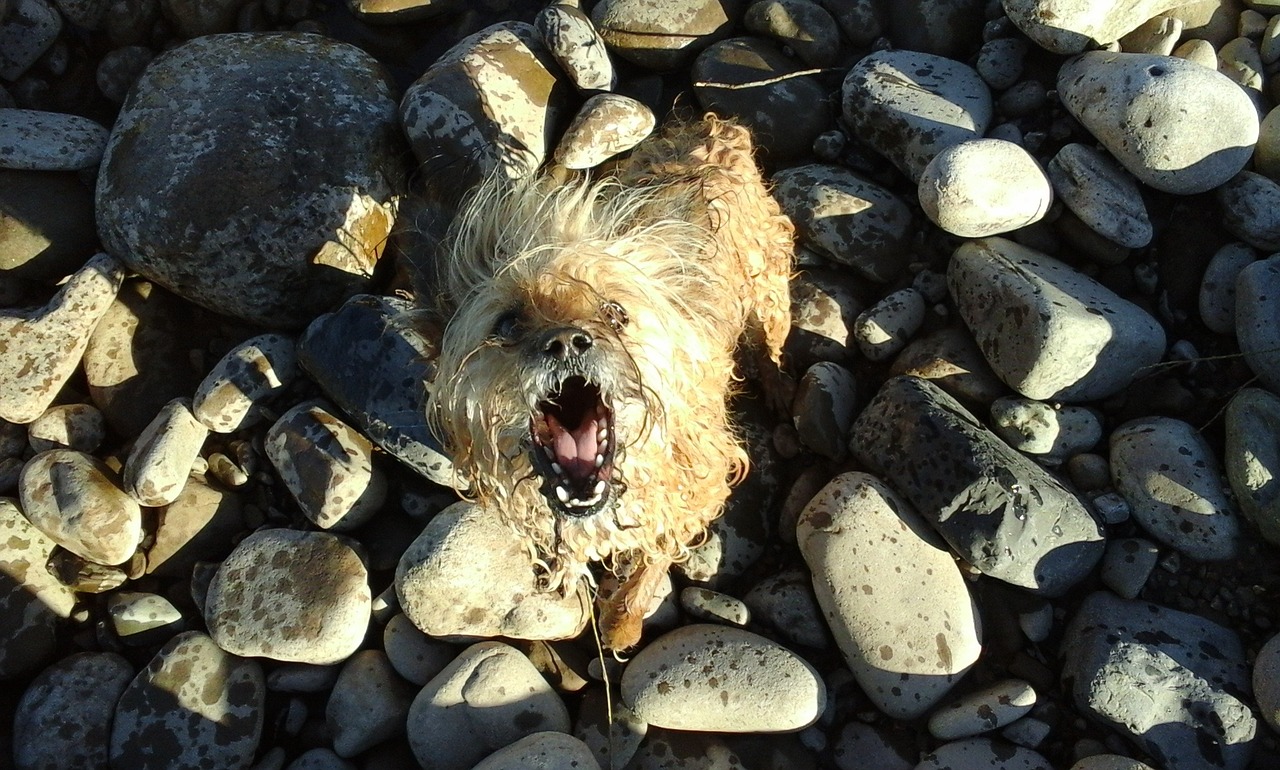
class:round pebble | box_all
[743,0,841,67]
[14,652,133,770]
[326,650,415,758]
[620,623,825,732]
[741,567,827,649]
[1198,242,1257,334]
[1254,631,1280,735]
[383,613,456,686]
[1056,51,1258,194]
[1069,757,1157,770]
[406,641,570,770]
[1110,416,1241,561]
[988,397,1102,462]
[678,586,750,626]
[19,448,142,565]
[927,679,1037,740]
[976,37,1028,90]
[854,288,927,362]
[205,528,371,664]
[797,472,981,719]
[918,138,1052,237]
[1046,143,1152,249]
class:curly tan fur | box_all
[427,115,794,649]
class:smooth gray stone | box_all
[14,652,133,770]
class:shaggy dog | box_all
[426,115,794,650]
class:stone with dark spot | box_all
[926,678,1036,740]
[797,471,980,719]
[1062,591,1255,770]
[1225,387,1280,546]
[620,623,824,732]
[741,567,827,649]
[19,448,142,566]
[1004,0,1195,53]
[406,641,570,770]
[192,333,299,434]
[14,652,133,769]
[109,631,265,770]
[791,361,857,460]
[471,731,602,770]
[96,33,404,329]
[591,0,743,70]
[772,164,913,283]
[850,376,1105,595]
[916,737,1051,769]
[1236,255,1280,393]
[692,38,831,162]
[553,93,656,169]
[326,650,416,758]
[205,528,371,664]
[535,3,615,92]
[841,49,992,182]
[0,498,77,679]
[123,397,208,506]
[0,108,109,171]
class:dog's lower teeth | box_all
[551,462,564,476]
[543,446,555,460]
[594,454,604,468]
[593,480,607,496]
[556,486,570,503]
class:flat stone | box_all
[1047,143,1152,249]
[590,0,742,69]
[0,253,124,424]
[1224,387,1280,546]
[889,326,1007,405]
[205,528,371,664]
[918,138,1053,237]
[948,237,1166,402]
[1056,52,1258,194]
[1110,416,1242,561]
[1236,255,1280,392]
[850,376,1105,595]
[96,33,403,328]
[772,164,912,283]
[109,631,265,770]
[406,641,570,770]
[1062,591,1255,770]
[265,400,385,531]
[122,398,208,506]
[620,623,825,731]
[192,333,299,433]
[0,108,109,171]
[798,471,981,719]
[554,93,655,169]
[14,652,133,770]
[106,590,185,645]
[327,650,415,758]
[395,501,589,641]
[842,49,992,181]
[19,448,142,566]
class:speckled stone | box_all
[1199,242,1257,334]
[400,22,570,186]
[192,333,299,434]
[1062,592,1255,770]
[472,731,602,770]
[1237,255,1280,392]
[787,269,861,368]
[395,501,589,641]
[574,687,647,770]
[109,631,265,770]
[27,403,106,453]
[889,326,1007,405]
[743,0,840,67]
[620,623,825,732]
[383,612,456,686]
[123,398,208,506]
[535,3,615,92]
[741,567,827,649]
[1047,143,1152,249]
[298,294,454,487]
[798,471,981,719]
[1218,171,1280,251]
[327,650,415,758]
[107,590,185,645]
[678,586,750,626]
[918,138,1053,238]
[916,738,1052,769]
[1004,0,1201,53]
[1110,416,1241,561]
[19,448,142,566]
[205,528,371,664]
[144,477,244,578]
[948,237,1166,402]
[0,498,77,678]
[1056,52,1258,194]
[590,0,743,69]
[14,652,133,770]
[0,253,124,424]
[554,93,655,169]
[96,33,404,328]
[791,361,857,460]
[988,396,1102,463]
[0,108,109,171]
[406,641,571,770]
[854,288,927,362]
[927,679,1037,740]
[772,164,912,283]
[285,748,357,770]
[841,49,992,181]
[0,0,62,80]
[1225,387,1280,546]
[265,400,385,531]
[851,376,1105,595]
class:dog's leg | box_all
[599,557,672,651]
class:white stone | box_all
[918,139,1052,237]
[1003,0,1207,54]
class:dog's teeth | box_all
[598,438,609,453]
[594,454,604,468]
[551,462,564,476]
[555,486,570,504]
[543,446,556,460]
[593,479,607,496]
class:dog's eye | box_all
[601,300,628,333]
[491,310,523,342]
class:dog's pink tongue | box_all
[547,414,600,481]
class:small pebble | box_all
[106,591,185,645]
[678,586,750,626]
[989,396,1102,463]
[193,333,299,433]
[27,403,106,453]
[854,288,927,362]
[122,398,208,507]
[927,678,1037,740]
[1099,538,1160,599]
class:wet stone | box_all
[841,49,993,181]
[772,164,912,283]
[123,398,208,507]
[326,649,416,758]
[851,376,1105,595]
[554,92,656,169]
[798,471,981,719]
[535,3,615,92]
[205,528,371,664]
[620,623,825,732]
[265,400,386,532]
[1110,416,1241,561]
[0,253,124,424]
[27,403,106,453]
[109,631,265,770]
[0,498,77,679]
[13,652,133,770]
[96,33,404,328]
[298,294,454,487]
[192,333,299,434]
[406,640,570,770]
[19,448,142,566]
[1062,592,1256,770]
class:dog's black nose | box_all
[540,326,594,360]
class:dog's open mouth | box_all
[530,376,616,517]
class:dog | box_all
[424,114,794,650]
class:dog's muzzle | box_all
[529,326,617,518]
